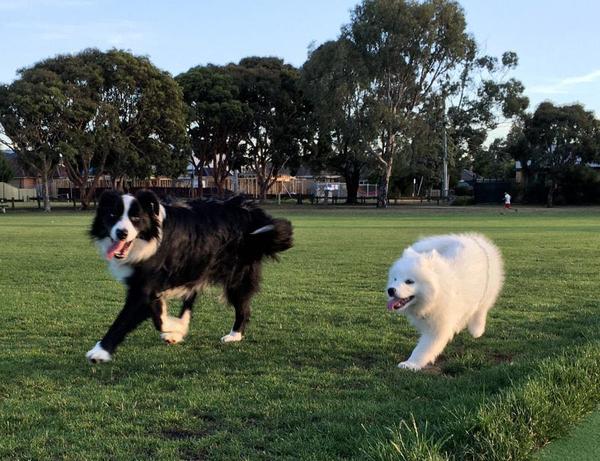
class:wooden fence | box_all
[0,182,37,200]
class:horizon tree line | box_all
[1,0,598,211]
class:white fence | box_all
[0,182,37,200]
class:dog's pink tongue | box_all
[106,240,126,260]
[387,299,397,311]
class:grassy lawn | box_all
[0,206,598,460]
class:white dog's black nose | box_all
[116,228,128,241]
[387,287,396,297]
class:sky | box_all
[1,0,599,141]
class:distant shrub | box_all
[454,183,473,196]
[558,165,600,204]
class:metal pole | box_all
[443,125,448,198]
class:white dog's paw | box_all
[469,326,485,339]
[397,361,422,371]
[160,331,185,344]
[86,342,112,364]
[220,331,243,343]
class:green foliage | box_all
[345,0,476,206]
[519,102,600,206]
[0,67,67,210]
[504,106,600,206]
[304,0,529,207]
[473,138,517,181]
[0,153,14,182]
[301,38,376,203]
[91,49,189,182]
[176,65,250,197]
[0,49,188,207]
[453,183,473,197]
[556,165,600,204]
[525,102,599,172]
[228,57,311,199]
[28,50,109,208]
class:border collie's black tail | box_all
[248,218,293,259]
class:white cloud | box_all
[529,69,600,95]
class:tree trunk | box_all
[546,178,555,208]
[345,167,360,205]
[82,174,103,209]
[196,168,204,199]
[112,176,127,193]
[377,132,396,208]
[42,173,51,212]
[79,184,89,209]
[258,178,268,202]
[377,161,393,208]
[215,178,225,199]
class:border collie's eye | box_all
[130,216,140,223]
[405,279,415,285]
[108,212,117,218]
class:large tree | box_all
[524,102,600,207]
[345,0,476,207]
[472,138,515,181]
[405,52,528,191]
[0,68,66,211]
[32,51,108,208]
[176,65,249,198]
[94,50,189,191]
[1,49,189,209]
[301,38,376,204]
[229,57,310,200]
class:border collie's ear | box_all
[136,190,160,217]
[98,190,120,208]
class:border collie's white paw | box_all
[397,361,421,371]
[220,331,243,343]
[86,342,112,363]
[161,331,185,344]
[160,314,189,343]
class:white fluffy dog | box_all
[386,233,504,371]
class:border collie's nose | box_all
[387,287,396,297]
[116,229,128,241]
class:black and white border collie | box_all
[86,190,293,363]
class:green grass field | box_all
[0,206,598,460]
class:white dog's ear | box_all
[421,249,441,266]
[402,247,418,258]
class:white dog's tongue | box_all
[387,299,398,311]
[106,240,127,260]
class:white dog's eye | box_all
[405,279,415,285]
